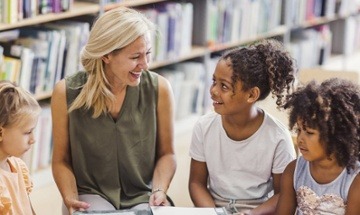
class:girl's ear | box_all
[247,87,260,103]
[0,127,3,142]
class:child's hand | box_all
[233,209,252,215]
[66,198,90,214]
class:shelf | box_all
[208,25,288,52]
[104,0,167,11]
[0,2,100,31]
[291,12,358,29]
[35,92,53,101]
[149,46,208,70]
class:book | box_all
[151,206,228,215]
[71,206,228,215]
[72,209,149,215]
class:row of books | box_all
[289,13,360,69]
[155,61,206,120]
[289,26,333,69]
[287,0,360,27]
[21,104,52,173]
[189,0,283,47]
[0,0,73,24]
[139,2,194,62]
[0,20,89,95]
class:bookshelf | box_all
[1,0,360,195]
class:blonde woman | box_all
[51,7,176,214]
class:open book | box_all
[150,206,228,215]
[72,206,228,215]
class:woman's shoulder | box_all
[65,71,88,89]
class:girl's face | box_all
[103,33,152,88]
[210,59,251,115]
[0,115,38,159]
[296,120,327,162]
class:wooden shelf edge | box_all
[104,0,167,10]
[149,46,208,70]
[0,2,100,31]
[208,25,288,52]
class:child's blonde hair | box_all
[0,80,41,128]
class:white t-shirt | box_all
[189,111,296,201]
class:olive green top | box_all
[65,71,158,209]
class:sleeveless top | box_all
[66,71,158,209]
[294,156,360,215]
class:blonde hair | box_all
[69,7,156,118]
[0,80,41,128]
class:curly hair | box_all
[221,39,297,107]
[284,78,360,171]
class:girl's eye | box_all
[221,84,228,89]
[305,129,314,135]
[211,79,216,86]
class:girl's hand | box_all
[149,190,170,206]
[65,198,90,214]
[233,210,252,215]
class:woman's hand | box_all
[65,197,90,214]
[149,190,170,206]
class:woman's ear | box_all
[247,87,260,103]
[102,54,110,64]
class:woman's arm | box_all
[189,159,215,207]
[149,76,177,206]
[345,174,360,215]
[51,80,90,214]
[275,160,297,215]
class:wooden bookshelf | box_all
[0,2,100,31]
[1,0,360,194]
[104,0,167,11]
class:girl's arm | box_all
[275,160,297,215]
[345,174,360,215]
[51,80,90,213]
[248,173,282,215]
[149,76,177,206]
[188,159,215,207]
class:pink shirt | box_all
[0,156,33,214]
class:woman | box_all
[51,7,176,214]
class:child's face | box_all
[296,120,326,162]
[0,115,38,158]
[210,59,250,115]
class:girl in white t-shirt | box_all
[189,39,297,215]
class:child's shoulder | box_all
[7,157,28,170]
[194,111,221,131]
[263,110,288,130]
[197,111,220,124]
